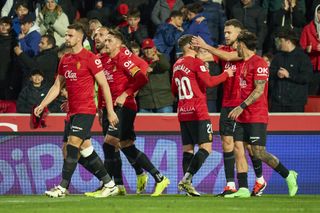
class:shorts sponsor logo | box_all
[71,125,83,132]
[108,125,118,131]
[250,136,260,143]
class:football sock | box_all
[60,144,79,188]
[237,172,248,188]
[127,155,144,175]
[122,145,164,183]
[223,151,235,182]
[103,143,115,177]
[183,152,194,174]
[274,161,290,178]
[113,151,124,185]
[249,154,263,178]
[187,149,210,176]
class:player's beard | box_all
[65,41,76,48]
[95,42,105,52]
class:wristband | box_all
[240,102,247,109]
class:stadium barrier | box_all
[0,113,319,195]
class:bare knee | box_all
[221,136,234,152]
[68,136,82,148]
[120,139,135,148]
[199,142,212,154]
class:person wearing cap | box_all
[269,27,313,112]
[16,69,50,113]
[36,0,69,47]
[113,3,129,28]
[138,38,174,113]
[18,13,41,58]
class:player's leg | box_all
[179,120,212,196]
[225,122,250,198]
[246,144,266,196]
[218,107,236,196]
[249,124,298,197]
[118,107,169,196]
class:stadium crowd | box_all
[0,0,319,114]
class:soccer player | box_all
[34,23,119,198]
[172,34,233,196]
[192,19,266,197]
[226,31,298,198]
[86,26,147,196]
[94,28,170,197]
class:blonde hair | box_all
[42,3,63,16]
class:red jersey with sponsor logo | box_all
[58,48,103,115]
[172,56,213,121]
[237,55,269,124]
[219,45,244,107]
[99,47,148,111]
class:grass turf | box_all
[0,195,319,213]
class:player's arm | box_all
[95,71,118,127]
[197,66,233,87]
[228,79,267,120]
[193,36,241,61]
[125,71,148,96]
[34,75,65,116]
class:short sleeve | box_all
[254,59,269,81]
[58,56,65,76]
[119,53,141,77]
[88,54,104,76]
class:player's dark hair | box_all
[108,28,125,44]
[169,10,183,18]
[178,34,193,49]
[130,41,140,50]
[224,19,244,29]
[237,30,257,51]
[67,23,85,35]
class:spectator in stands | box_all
[300,4,320,95]
[18,13,41,57]
[231,0,267,55]
[267,0,306,53]
[11,1,30,37]
[138,38,173,113]
[36,0,69,47]
[130,41,141,56]
[16,69,50,113]
[153,10,184,61]
[14,34,58,86]
[184,2,214,46]
[262,52,273,67]
[113,3,129,28]
[269,28,313,112]
[119,8,148,45]
[151,0,184,27]
[0,17,16,100]
[86,0,111,26]
[1,0,33,19]
[58,0,77,24]
[200,0,227,46]
[88,19,102,40]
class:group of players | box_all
[34,18,298,198]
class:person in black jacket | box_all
[269,27,313,112]
[14,34,58,86]
[119,8,148,46]
[16,69,50,113]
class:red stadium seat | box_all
[304,96,320,112]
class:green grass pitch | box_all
[0,195,319,213]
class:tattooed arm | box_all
[228,79,267,120]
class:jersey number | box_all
[175,77,194,100]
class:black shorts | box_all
[233,122,267,146]
[105,106,136,141]
[68,114,95,140]
[180,120,213,146]
[63,119,91,142]
[219,107,236,136]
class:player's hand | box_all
[192,36,208,49]
[195,16,205,24]
[107,110,119,128]
[225,68,234,77]
[34,104,44,117]
[228,106,243,120]
[115,92,128,107]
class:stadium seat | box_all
[304,96,320,112]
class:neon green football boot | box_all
[286,170,298,197]
[224,187,250,198]
[151,176,170,197]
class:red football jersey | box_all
[237,55,269,124]
[219,45,244,107]
[101,47,148,111]
[58,48,103,115]
[172,56,228,121]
